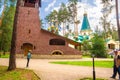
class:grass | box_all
[0,52,10,58]
[0,54,9,58]
[0,66,40,80]
[50,61,113,68]
[80,77,108,80]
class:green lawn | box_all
[0,54,9,58]
[51,61,113,68]
[0,66,40,80]
[0,52,9,58]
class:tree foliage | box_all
[68,0,78,23]
[58,3,70,35]
[82,40,91,55]
[58,3,70,23]
[45,1,79,36]
[100,0,114,39]
[68,0,79,36]
[45,3,70,35]
[45,10,59,34]
[45,10,58,25]
[0,0,16,52]
[0,0,16,70]
[90,34,107,58]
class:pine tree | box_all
[7,0,17,71]
[0,5,15,53]
[91,34,107,58]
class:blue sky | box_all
[0,0,6,16]
[40,0,96,21]
[40,0,68,21]
[40,0,120,32]
[0,5,3,15]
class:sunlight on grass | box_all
[0,53,9,58]
[51,61,113,68]
[0,66,40,80]
[0,54,9,58]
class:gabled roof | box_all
[41,29,81,46]
[81,13,91,31]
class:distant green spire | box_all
[81,13,91,30]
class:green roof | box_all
[81,13,91,30]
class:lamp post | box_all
[92,54,96,80]
[115,0,120,49]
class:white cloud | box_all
[52,7,59,12]
[45,0,120,32]
[87,0,103,31]
[45,0,56,12]
[42,0,45,2]
[0,5,4,16]
[42,0,49,2]
[77,0,120,32]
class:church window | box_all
[49,38,65,46]
[29,29,31,34]
[34,46,36,49]
[52,52,62,55]
[108,44,115,49]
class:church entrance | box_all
[22,43,33,56]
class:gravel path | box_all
[0,58,118,80]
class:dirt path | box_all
[0,58,118,80]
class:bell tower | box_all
[15,0,41,56]
[22,0,41,8]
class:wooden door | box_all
[22,43,33,56]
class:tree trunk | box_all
[7,0,20,71]
[115,0,120,49]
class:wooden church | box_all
[14,0,82,58]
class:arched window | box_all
[23,43,33,47]
[52,51,62,55]
[51,50,63,55]
[49,38,65,46]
